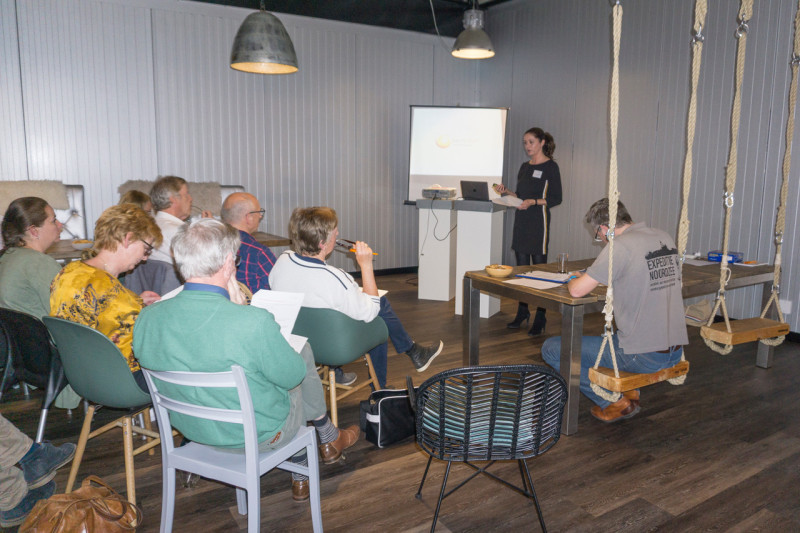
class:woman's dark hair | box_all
[1,197,50,253]
[525,127,556,159]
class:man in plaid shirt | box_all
[221,192,277,293]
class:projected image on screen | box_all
[407,106,508,202]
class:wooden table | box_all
[463,260,776,435]
[46,231,291,262]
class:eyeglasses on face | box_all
[141,240,155,256]
[235,253,241,268]
[248,208,266,218]
[593,226,603,243]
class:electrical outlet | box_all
[779,299,792,315]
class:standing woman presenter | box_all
[495,127,562,335]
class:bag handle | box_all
[405,375,416,413]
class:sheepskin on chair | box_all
[118,180,223,216]
[0,180,70,216]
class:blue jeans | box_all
[541,335,683,408]
[368,297,414,388]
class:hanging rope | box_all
[757,0,800,347]
[669,0,709,386]
[590,1,623,404]
[703,0,754,355]
[677,0,708,268]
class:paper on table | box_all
[492,196,523,208]
[505,278,562,290]
[518,270,572,283]
[738,262,768,267]
[250,290,308,353]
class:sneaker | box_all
[333,367,357,386]
[18,442,76,490]
[407,341,444,372]
[0,480,56,528]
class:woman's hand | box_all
[354,241,375,270]
[518,199,537,210]
[140,291,161,306]
[494,184,516,197]
[355,241,379,296]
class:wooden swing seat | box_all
[588,360,690,393]
[700,317,789,346]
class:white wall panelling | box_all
[484,0,800,331]
[12,0,158,229]
[2,0,472,272]
[2,0,798,331]
[0,0,28,182]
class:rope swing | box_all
[589,0,623,404]
[755,0,800,346]
[700,0,793,353]
[588,0,705,397]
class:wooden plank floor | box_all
[2,273,799,532]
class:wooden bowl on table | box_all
[485,264,513,278]
[71,240,93,251]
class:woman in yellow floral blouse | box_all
[50,204,163,390]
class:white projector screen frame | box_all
[406,105,508,203]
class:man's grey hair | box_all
[220,194,253,225]
[172,218,241,280]
[149,176,186,213]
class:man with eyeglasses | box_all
[541,198,688,423]
[221,192,277,293]
[122,175,211,296]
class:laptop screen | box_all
[460,181,490,201]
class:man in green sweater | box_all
[133,218,359,502]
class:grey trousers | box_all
[0,414,33,510]
[258,342,327,452]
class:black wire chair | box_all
[413,365,568,532]
[0,308,67,442]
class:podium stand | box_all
[453,201,505,317]
[416,199,456,301]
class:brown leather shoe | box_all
[319,424,360,464]
[623,389,640,407]
[292,479,309,502]
[590,397,641,423]
[623,390,639,401]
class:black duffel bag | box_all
[359,386,417,448]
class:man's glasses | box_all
[141,240,155,256]
[249,208,266,218]
[593,226,603,243]
[235,253,241,268]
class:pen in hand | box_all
[336,239,378,256]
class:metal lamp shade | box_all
[451,9,495,60]
[230,11,298,74]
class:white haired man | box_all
[133,219,359,501]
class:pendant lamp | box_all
[451,8,495,59]
[230,2,298,74]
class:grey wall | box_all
[0,0,477,271]
[2,0,798,331]
[482,0,800,332]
